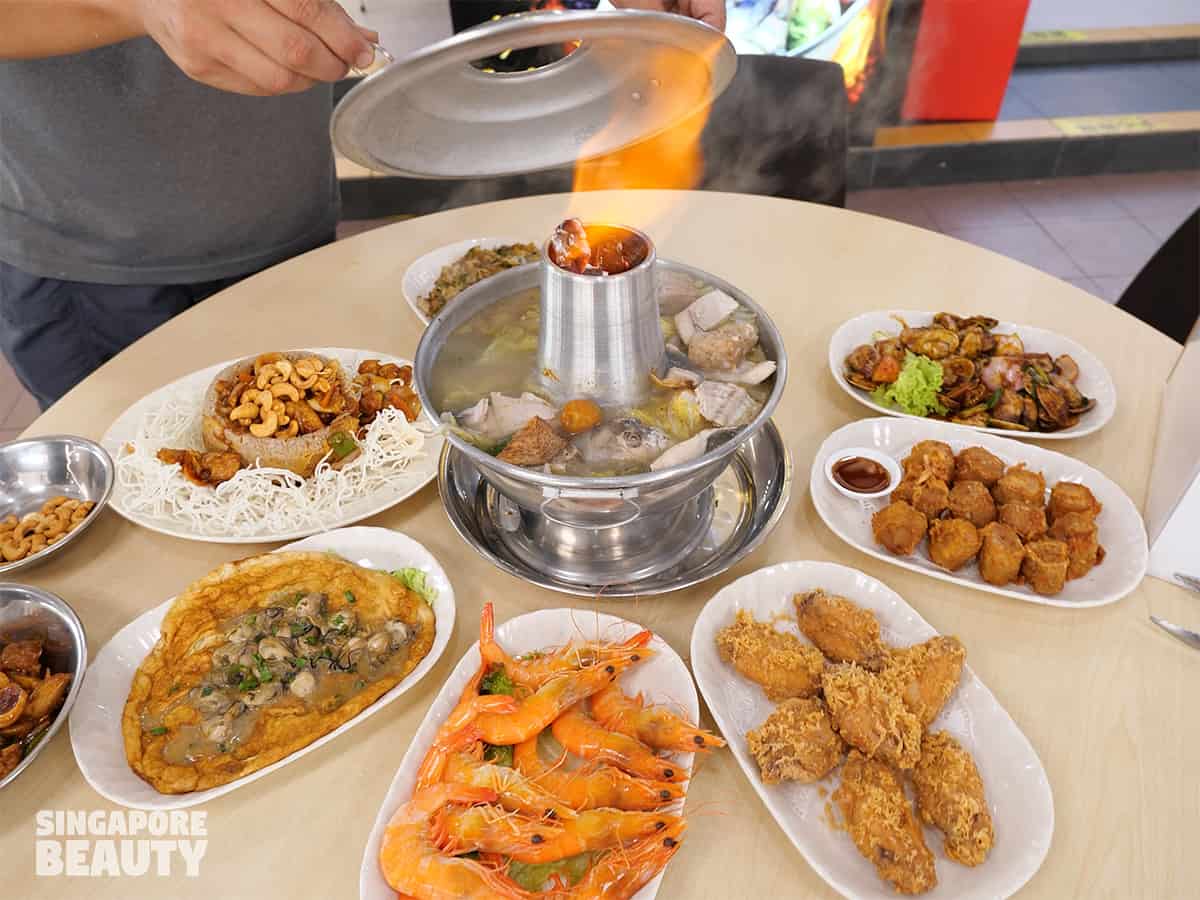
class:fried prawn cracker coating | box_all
[997,501,1048,542]
[1048,511,1103,580]
[1048,481,1101,523]
[1021,538,1070,595]
[793,588,887,670]
[902,440,955,482]
[834,750,938,895]
[928,518,981,572]
[978,522,1025,586]
[880,636,966,727]
[872,501,928,557]
[746,697,846,785]
[912,731,994,867]
[822,664,922,770]
[715,609,825,701]
[991,464,1046,506]
[953,446,1004,486]
[947,480,996,528]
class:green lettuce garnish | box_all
[483,743,514,767]
[507,854,592,892]
[480,665,515,697]
[391,568,436,604]
[871,352,947,418]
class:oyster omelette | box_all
[122,552,435,794]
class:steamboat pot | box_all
[413,236,786,581]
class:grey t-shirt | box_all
[0,38,338,285]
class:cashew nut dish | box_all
[109,349,438,539]
[122,551,436,794]
[0,496,96,564]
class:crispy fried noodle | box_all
[115,389,433,537]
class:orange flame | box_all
[566,30,725,227]
[834,0,891,103]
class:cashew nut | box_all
[43,495,69,512]
[1,515,17,529]
[280,419,300,438]
[250,412,279,437]
[254,352,284,373]
[270,382,300,402]
[255,364,280,389]
[2,539,29,562]
[30,534,47,553]
[230,402,259,422]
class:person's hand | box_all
[610,0,726,32]
[131,0,379,96]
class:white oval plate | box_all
[690,560,1054,900]
[68,526,456,810]
[811,418,1148,608]
[101,348,442,544]
[828,310,1116,439]
[402,236,537,326]
[360,608,697,900]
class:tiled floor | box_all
[0,171,1195,435]
[847,169,1199,302]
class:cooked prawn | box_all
[512,736,684,811]
[472,663,634,746]
[443,752,577,821]
[479,603,654,688]
[551,704,686,783]
[439,804,679,865]
[416,667,518,789]
[378,784,530,900]
[589,684,725,753]
[554,819,686,899]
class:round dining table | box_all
[5,190,1196,899]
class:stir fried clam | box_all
[844,313,1095,432]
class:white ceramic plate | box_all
[828,310,1116,439]
[811,418,1148,608]
[101,347,442,543]
[402,236,537,325]
[360,608,697,900]
[690,560,1054,900]
[68,527,456,811]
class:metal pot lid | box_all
[330,10,737,179]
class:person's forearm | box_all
[0,0,144,59]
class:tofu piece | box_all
[686,290,739,331]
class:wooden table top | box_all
[6,191,1195,899]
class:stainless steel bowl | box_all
[414,257,787,531]
[0,436,115,576]
[0,583,88,790]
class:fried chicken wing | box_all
[715,610,825,701]
[0,640,43,676]
[1048,511,1103,580]
[953,446,1004,486]
[746,697,846,784]
[978,522,1024,586]
[912,731,994,867]
[1047,481,1101,523]
[902,440,955,482]
[833,750,938,895]
[822,664,922,769]
[997,501,1048,542]
[1021,538,1070,595]
[872,501,928,556]
[793,589,887,670]
[880,636,966,727]
[992,464,1046,506]
[928,518,981,572]
[947,480,997,528]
